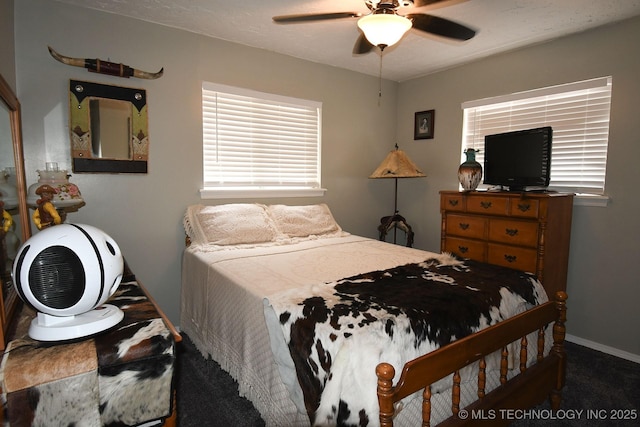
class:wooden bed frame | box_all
[377,291,567,426]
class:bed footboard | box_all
[377,291,568,426]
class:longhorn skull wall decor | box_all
[48,46,164,80]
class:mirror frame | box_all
[0,72,31,343]
[69,79,149,173]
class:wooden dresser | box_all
[440,191,573,297]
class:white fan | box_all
[12,223,124,341]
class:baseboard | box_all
[566,334,640,364]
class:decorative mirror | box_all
[0,72,31,348]
[69,79,149,173]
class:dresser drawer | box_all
[510,198,540,218]
[466,196,509,215]
[445,214,487,239]
[487,243,537,273]
[444,237,486,262]
[488,219,538,247]
[441,194,465,212]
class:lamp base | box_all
[377,212,414,247]
[29,304,124,342]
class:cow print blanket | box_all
[267,253,547,427]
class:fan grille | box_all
[29,246,86,310]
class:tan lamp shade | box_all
[369,148,426,179]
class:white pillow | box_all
[268,204,342,238]
[184,204,279,246]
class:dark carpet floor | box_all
[176,334,639,426]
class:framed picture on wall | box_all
[414,110,435,140]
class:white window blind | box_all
[202,82,322,198]
[461,76,612,195]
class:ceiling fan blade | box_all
[407,13,476,40]
[412,0,451,7]
[273,12,362,23]
[353,34,375,54]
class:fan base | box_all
[29,304,124,342]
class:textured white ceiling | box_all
[52,0,640,81]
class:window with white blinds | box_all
[461,76,612,195]
[201,82,323,198]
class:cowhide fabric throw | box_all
[1,279,175,427]
[96,281,176,426]
[268,253,547,427]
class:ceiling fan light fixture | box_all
[357,13,412,48]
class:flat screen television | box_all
[483,126,552,192]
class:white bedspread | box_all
[181,235,442,426]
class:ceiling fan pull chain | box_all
[378,51,383,104]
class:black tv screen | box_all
[483,126,552,191]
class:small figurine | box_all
[32,184,62,230]
[1,199,14,283]
[0,200,12,236]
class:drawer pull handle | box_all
[458,246,469,254]
[449,200,459,207]
[518,203,531,212]
[480,201,492,209]
[459,223,470,230]
[505,228,519,236]
[504,254,517,263]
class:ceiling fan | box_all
[273,0,476,54]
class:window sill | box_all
[574,194,610,207]
[200,187,327,199]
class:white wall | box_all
[0,0,15,89]
[396,17,640,358]
[14,0,400,327]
